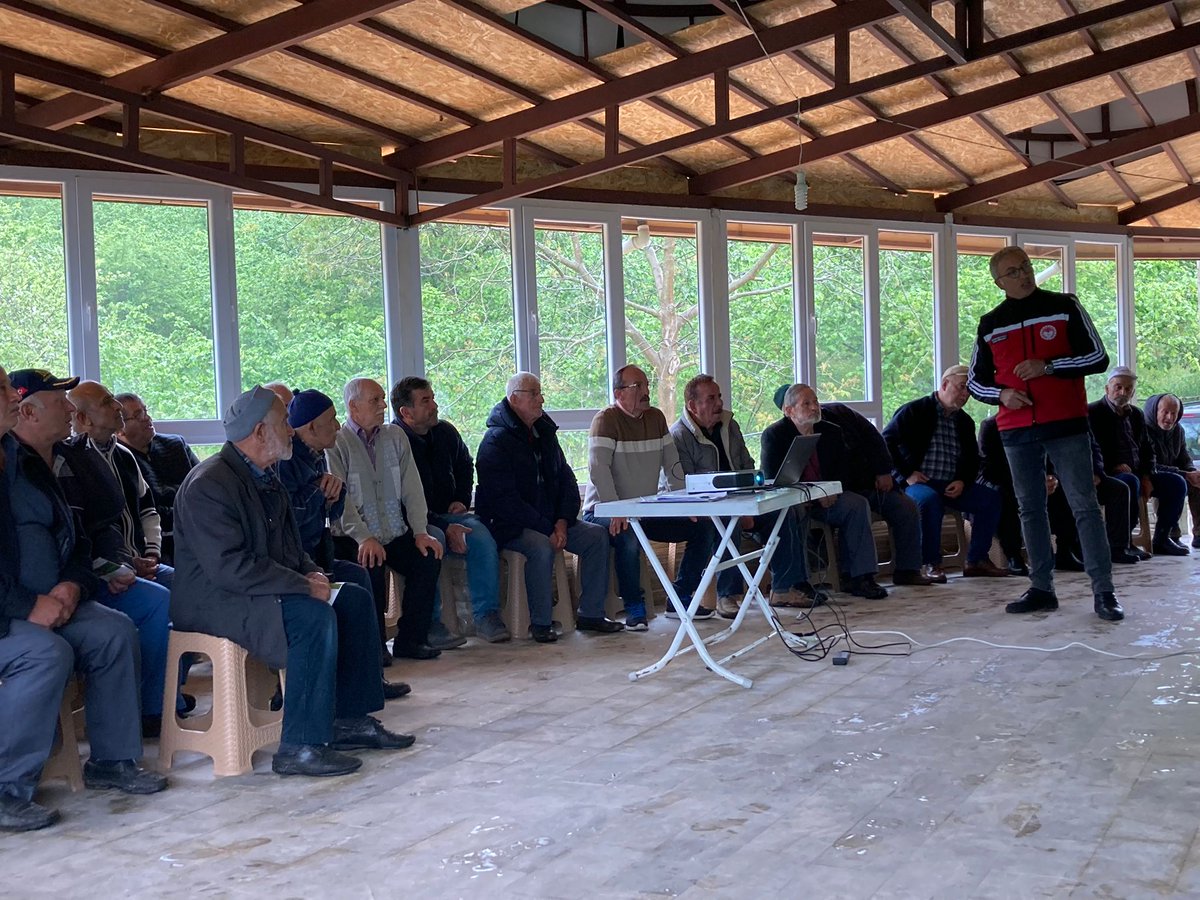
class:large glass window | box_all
[956,233,1010,425]
[728,221,794,438]
[812,233,867,402]
[93,197,216,419]
[622,218,701,424]
[1075,243,1120,399]
[1024,242,1066,292]
[533,220,609,410]
[1134,249,1200,402]
[879,231,936,421]
[0,185,68,373]
[235,200,386,414]
[419,207,516,448]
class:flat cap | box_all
[223,385,276,441]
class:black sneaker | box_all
[0,796,59,832]
[83,759,168,795]
[665,604,716,620]
[1005,588,1058,614]
[577,616,625,634]
[1094,591,1124,621]
[382,680,411,700]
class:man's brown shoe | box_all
[962,560,1011,577]
[892,568,935,586]
[920,564,948,584]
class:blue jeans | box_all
[96,576,171,716]
[907,480,1001,566]
[430,514,500,623]
[1005,432,1113,594]
[583,512,715,619]
[714,509,806,597]
[0,620,73,800]
[1111,470,1187,545]
[505,521,609,624]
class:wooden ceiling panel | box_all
[1061,169,1130,206]
[38,0,221,47]
[0,8,150,74]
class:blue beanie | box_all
[288,389,334,428]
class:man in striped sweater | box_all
[582,365,715,631]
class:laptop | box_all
[769,434,822,488]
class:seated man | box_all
[327,377,444,661]
[114,392,198,566]
[673,375,823,615]
[582,365,714,631]
[5,367,166,799]
[394,376,502,645]
[1088,367,1189,556]
[883,365,1008,581]
[1143,392,1200,549]
[763,384,888,600]
[810,396,934,587]
[277,389,409,701]
[173,386,412,778]
[475,373,611,642]
[55,380,176,734]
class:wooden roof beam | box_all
[885,0,969,64]
[1118,182,1200,224]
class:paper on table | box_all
[640,489,727,502]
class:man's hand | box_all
[1000,388,1033,409]
[1093,474,1102,487]
[415,533,444,559]
[944,480,965,499]
[358,537,386,568]
[106,570,136,595]
[1185,471,1200,489]
[1013,359,1049,381]
[133,556,158,579]
[1114,464,1133,474]
[306,571,331,602]
[1141,476,1153,500]
[317,473,343,503]
[609,516,629,536]
[1046,474,1059,495]
[549,519,568,551]
[28,593,72,629]
[874,474,893,492]
[447,501,468,515]
[49,581,80,612]
[739,515,757,530]
[906,471,929,486]
[446,522,471,555]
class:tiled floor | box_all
[15,554,1200,899]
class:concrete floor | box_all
[13,553,1200,899]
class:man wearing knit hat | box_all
[173,386,413,778]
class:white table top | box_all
[593,482,841,519]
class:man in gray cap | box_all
[1088,366,1189,556]
[173,386,414,778]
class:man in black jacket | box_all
[884,366,1008,582]
[394,376,504,644]
[475,372,615,642]
[1143,392,1200,548]
[762,384,887,600]
[1088,367,1188,556]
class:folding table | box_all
[594,482,840,688]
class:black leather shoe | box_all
[380,646,393,668]
[1111,548,1139,565]
[1192,534,1200,550]
[576,616,625,634]
[892,569,935,586]
[1095,591,1125,621]
[848,575,888,600]
[1005,588,1058,614]
[1153,539,1190,557]
[1131,547,1152,561]
[530,624,558,643]
[382,680,411,700]
[0,796,59,832]
[1006,556,1030,576]
[83,759,168,794]
[272,744,362,777]
[331,716,415,750]
[392,643,441,660]
[1055,552,1086,572]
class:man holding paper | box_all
[174,386,413,778]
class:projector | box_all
[685,470,765,493]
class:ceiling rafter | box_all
[690,15,1200,195]
[1118,182,1200,224]
[884,0,970,64]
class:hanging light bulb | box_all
[794,169,808,211]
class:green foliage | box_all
[0,196,69,373]
[729,239,793,438]
[812,243,867,402]
[1134,259,1200,402]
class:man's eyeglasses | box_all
[512,388,544,397]
[998,260,1034,279]
[617,380,650,391]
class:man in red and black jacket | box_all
[968,246,1121,621]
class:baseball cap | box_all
[9,368,80,401]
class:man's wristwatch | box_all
[1043,360,1056,375]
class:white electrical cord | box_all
[850,629,1200,662]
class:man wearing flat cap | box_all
[969,244,1121,621]
[1088,366,1189,557]
[173,386,414,778]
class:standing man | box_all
[327,378,444,661]
[115,393,199,566]
[393,376,504,644]
[582,365,715,631]
[967,245,1121,620]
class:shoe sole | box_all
[273,763,362,777]
[330,737,415,751]
[82,777,167,795]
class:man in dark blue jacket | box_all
[475,373,615,642]
[2,367,165,817]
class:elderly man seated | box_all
[173,386,412,778]
[327,377,444,662]
[114,392,198,566]
[393,376,503,644]
[1089,367,1189,556]
[1142,391,1200,549]
[476,373,611,643]
[582,364,714,630]
[883,365,1008,581]
[763,384,888,600]
[4,367,166,803]
[672,375,823,614]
